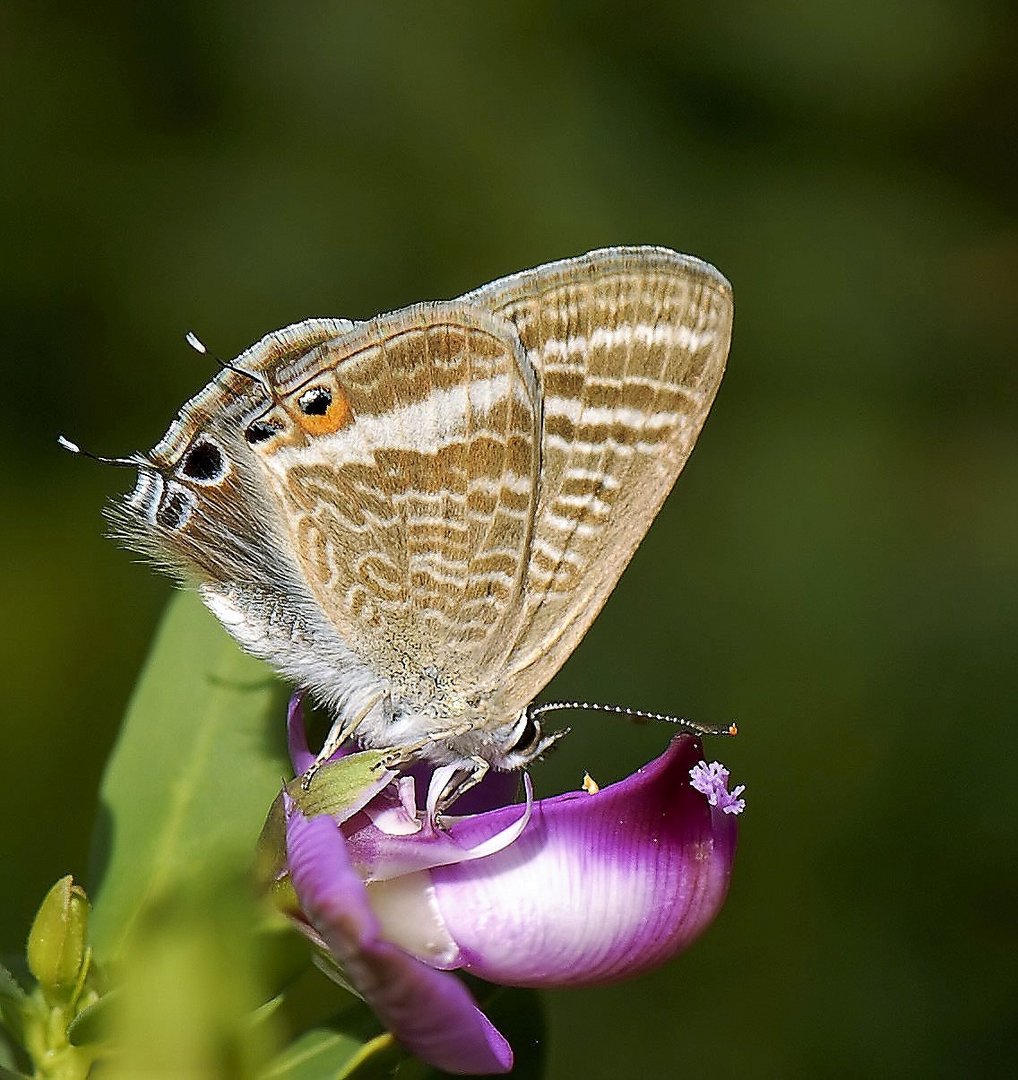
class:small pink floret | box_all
[689,760,747,815]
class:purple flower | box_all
[280,698,742,1075]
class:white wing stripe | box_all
[544,397,686,430]
[540,322,716,359]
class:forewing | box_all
[465,247,733,710]
[251,303,540,707]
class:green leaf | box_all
[258,964,394,1079]
[100,880,282,1078]
[89,590,290,957]
[338,1033,404,1078]
[260,958,360,1037]
[66,987,121,1047]
[261,1027,380,1080]
[0,1066,32,1080]
[0,962,27,1058]
[261,1001,400,1080]
[0,965,24,1007]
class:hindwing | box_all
[465,247,732,712]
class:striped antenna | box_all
[527,700,737,738]
[185,330,270,390]
[57,435,146,469]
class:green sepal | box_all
[255,751,393,891]
[289,752,394,820]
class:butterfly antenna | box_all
[185,330,272,394]
[527,700,737,738]
[57,435,147,469]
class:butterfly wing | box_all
[112,247,729,758]
[247,303,542,715]
[111,319,399,723]
[463,247,733,714]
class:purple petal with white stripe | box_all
[428,734,737,986]
[286,804,513,1075]
[280,727,742,1075]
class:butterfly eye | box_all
[298,386,332,416]
[181,440,226,482]
[245,420,282,445]
[509,713,542,755]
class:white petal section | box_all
[430,736,737,987]
[367,872,460,968]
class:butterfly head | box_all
[489,707,568,771]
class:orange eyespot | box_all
[293,384,354,436]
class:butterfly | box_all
[71,247,732,790]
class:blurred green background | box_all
[2,2,1015,1076]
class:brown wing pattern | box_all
[465,248,733,710]
[112,249,729,745]
[258,303,541,710]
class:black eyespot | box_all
[156,490,191,530]
[245,420,280,445]
[510,714,541,755]
[299,386,332,415]
[181,440,225,481]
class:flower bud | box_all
[27,876,90,1006]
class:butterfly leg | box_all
[371,724,490,817]
[433,755,491,816]
[301,690,389,790]
[379,719,474,764]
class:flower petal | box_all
[287,692,364,774]
[345,778,532,884]
[444,768,521,816]
[286,692,315,774]
[430,735,738,987]
[286,808,513,1075]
